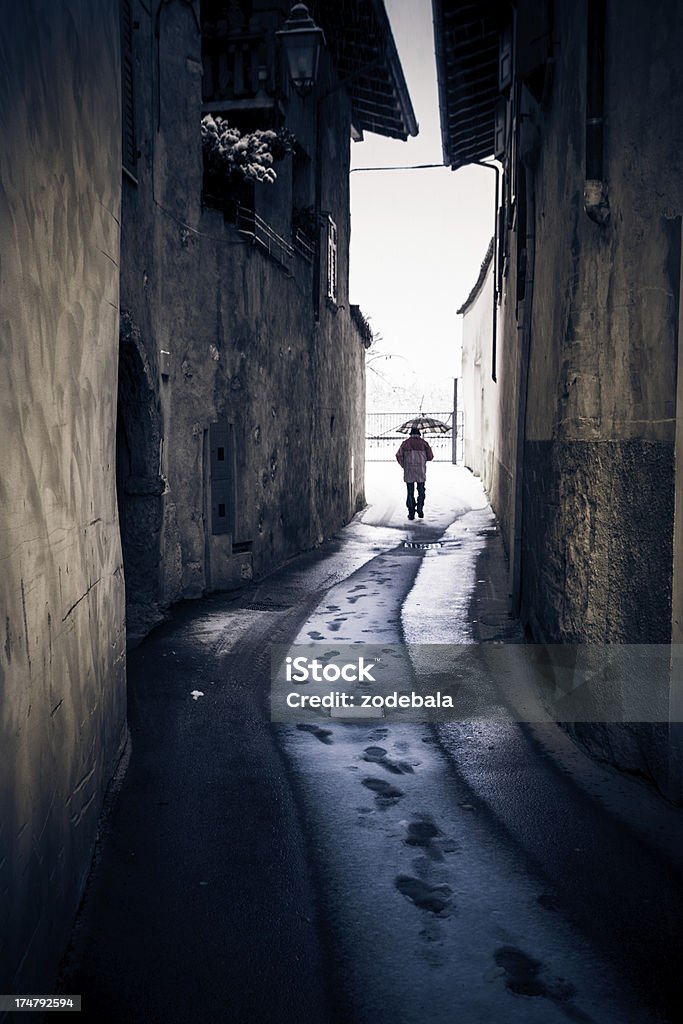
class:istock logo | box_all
[285,656,377,683]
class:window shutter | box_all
[494,98,507,159]
[499,23,513,92]
[326,216,337,304]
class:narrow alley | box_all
[5,4,683,1023]
[58,466,683,1024]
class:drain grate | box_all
[402,540,444,550]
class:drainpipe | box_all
[511,162,536,617]
[584,0,610,225]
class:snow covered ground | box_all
[280,462,668,1024]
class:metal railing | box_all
[366,410,461,463]
[236,206,294,271]
[293,228,315,263]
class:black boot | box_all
[406,484,416,520]
[416,483,425,518]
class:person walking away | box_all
[396,427,434,520]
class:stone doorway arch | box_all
[116,313,165,644]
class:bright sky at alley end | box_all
[349,0,494,398]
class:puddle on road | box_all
[400,539,463,552]
[403,540,444,550]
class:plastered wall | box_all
[460,258,500,499]
[0,2,126,990]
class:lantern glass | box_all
[276,4,326,96]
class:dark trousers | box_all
[406,481,425,514]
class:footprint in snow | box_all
[493,946,590,1020]
[395,875,453,916]
[361,777,404,807]
[296,723,334,744]
[362,746,414,775]
[405,817,444,861]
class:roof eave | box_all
[431,0,453,166]
[369,0,418,138]
[432,0,505,170]
[312,0,418,142]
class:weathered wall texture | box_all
[118,1,366,639]
[460,0,683,792]
[0,2,126,990]
[521,0,682,647]
[461,230,525,577]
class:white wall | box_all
[460,257,498,496]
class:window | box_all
[326,216,337,304]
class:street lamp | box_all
[276,3,326,96]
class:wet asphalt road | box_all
[58,539,373,1024]
[57,465,683,1024]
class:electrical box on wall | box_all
[209,420,235,536]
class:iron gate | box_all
[365,411,463,463]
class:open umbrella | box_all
[396,415,451,434]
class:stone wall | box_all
[522,0,682,647]
[460,0,683,793]
[118,0,366,633]
[520,0,683,792]
[0,2,126,990]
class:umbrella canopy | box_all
[396,415,451,435]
